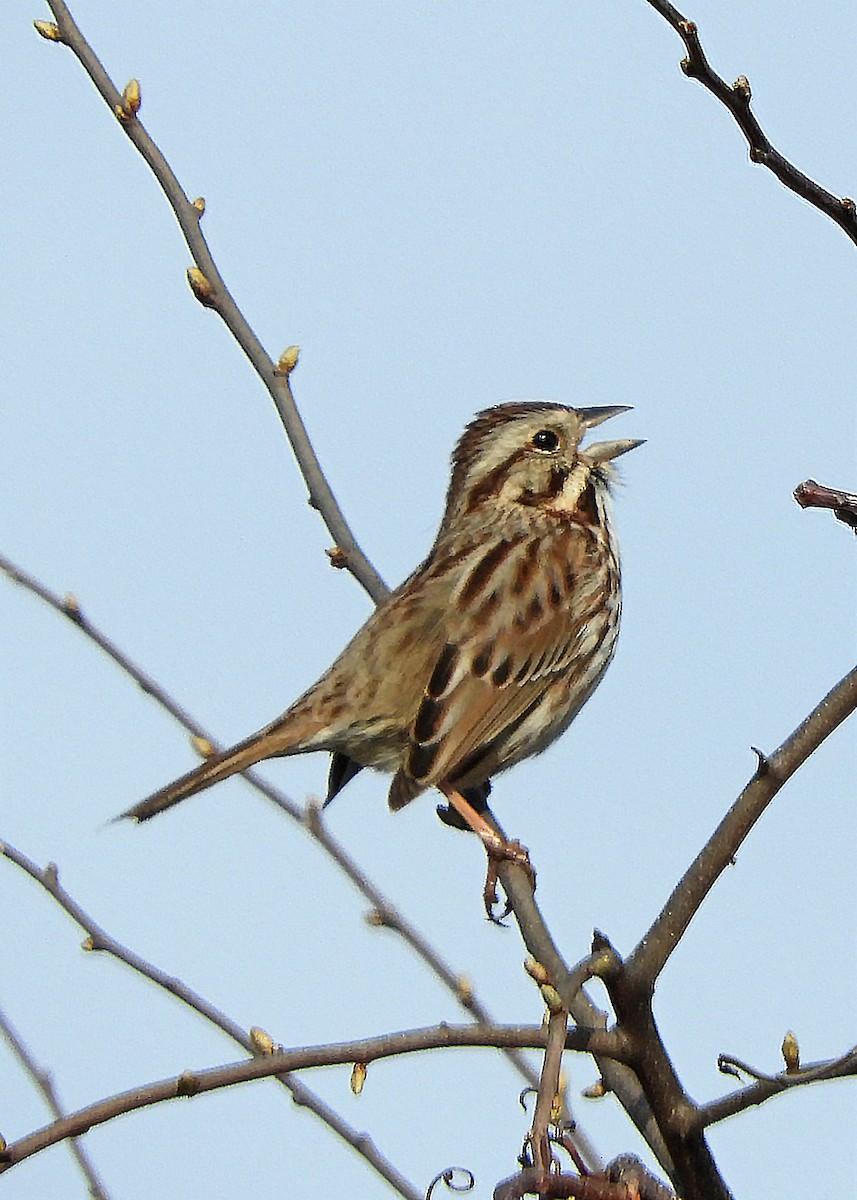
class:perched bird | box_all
[121,402,641,903]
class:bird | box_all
[121,402,641,908]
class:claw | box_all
[480,835,536,923]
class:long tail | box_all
[119,731,279,822]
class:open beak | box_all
[577,405,644,463]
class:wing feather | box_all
[400,529,601,793]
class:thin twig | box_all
[528,1007,569,1176]
[0,1006,111,1200]
[496,863,674,1181]
[627,665,857,985]
[690,1045,857,1132]
[644,1,857,247]
[40,0,388,602]
[0,839,422,1200]
[0,1020,614,1175]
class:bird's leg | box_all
[439,787,536,922]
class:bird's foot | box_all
[480,833,536,924]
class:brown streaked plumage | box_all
[121,402,642,824]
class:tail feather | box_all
[119,732,276,822]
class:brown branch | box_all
[502,665,857,1200]
[0,1006,111,1200]
[627,664,857,985]
[644,1,857,247]
[39,0,388,603]
[497,663,857,1198]
[691,1045,857,1131]
[794,479,857,532]
[0,552,545,1101]
[496,863,674,1182]
[493,1159,674,1200]
[527,1007,569,1175]
[0,839,421,1200]
[0,1022,616,1175]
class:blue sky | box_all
[2,3,855,1198]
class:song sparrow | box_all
[122,403,641,882]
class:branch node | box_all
[62,592,83,623]
[186,266,216,308]
[841,196,856,214]
[249,1026,281,1055]
[732,75,752,101]
[274,345,300,377]
[589,930,622,979]
[782,1030,800,1074]
[524,957,552,986]
[116,78,141,121]
[33,19,65,43]
[326,545,349,569]
[191,734,215,759]
[454,975,474,1004]
[175,1070,201,1097]
[302,797,323,833]
[539,984,564,1014]
[750,745,769,777]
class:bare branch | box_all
[40,0,388,602]
[0,839,421,1200]
[527,1007,569,1176]
[627,664,857,985]
[0,1022,616,1175]
[644,1,857,246]
[794,479,857,532]
[0,1006,111,1200]
[495,862,675,1183]
[493,1160,674,1200]
[692,1045,857,1131]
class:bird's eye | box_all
[531,429,559,452]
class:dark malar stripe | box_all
[519,465,569,507]
[463,451,522,513]
[574,481,599,522]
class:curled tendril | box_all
[425,1167,475,1199]
[518,1086,537,1112]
